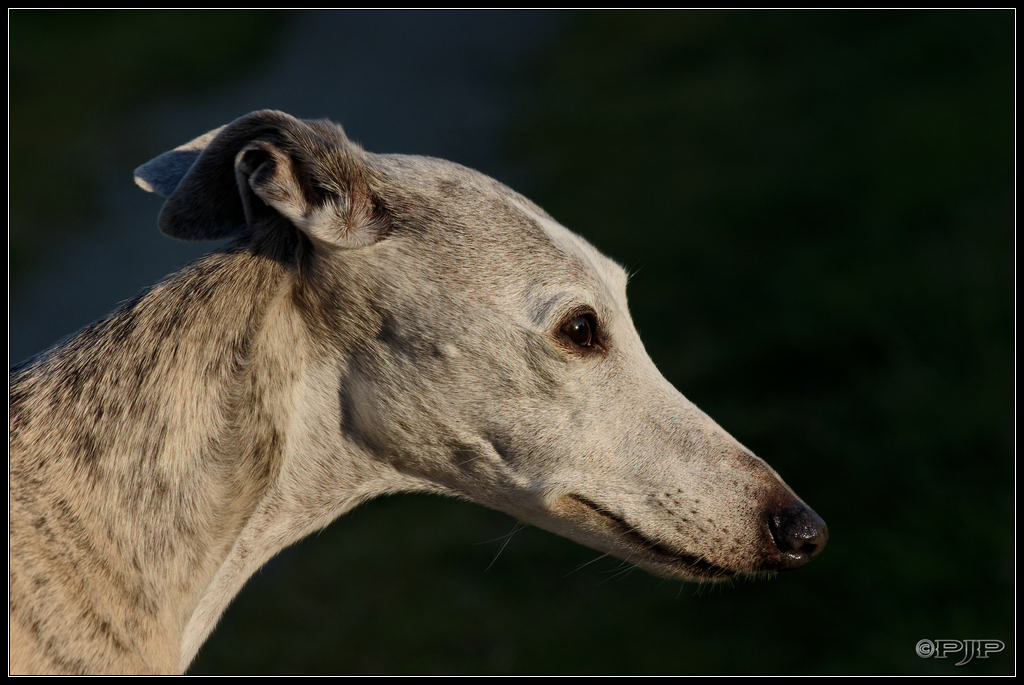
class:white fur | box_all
[9,111,826,675]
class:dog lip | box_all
[565,494,736,579]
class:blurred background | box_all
[9,9,1014,675]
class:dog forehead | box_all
[506,194,628,289]
[373,152,628,287]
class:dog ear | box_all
[134,110,385,248]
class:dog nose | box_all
[767,503,828,568]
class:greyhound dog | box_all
[8,110,827,674]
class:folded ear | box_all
[133,109,386,248]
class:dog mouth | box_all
[566,494,736,580]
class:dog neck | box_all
[8,243,369,673]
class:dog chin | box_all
[538,492,748,581]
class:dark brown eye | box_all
[560,313,596,349]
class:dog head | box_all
[136,110,827,580]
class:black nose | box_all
[767,504,828,568]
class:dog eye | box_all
[560,313,597,349]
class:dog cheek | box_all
[336,365,422,465]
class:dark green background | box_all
[9,9,1014,675]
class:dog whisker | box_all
[482,522,526,572]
